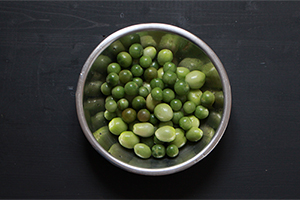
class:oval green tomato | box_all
[118,131,140,149]
[133,122,155,137]
[154,103,173,122]
[155,125,176,142]
[108,117,128,135]
[185,70,206,89]
[134,143,151,159]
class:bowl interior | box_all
[77,24,231,175]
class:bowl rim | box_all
[76,23,232,176]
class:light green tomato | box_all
[108,117,128,135]
[176,67,190,80]
[134,143,152,159]
[185,70,206,89]
[187,89,202,106]
[154,103,173,122]
[186,127,203,142]
[188,115,200,128]
[146,93,161,112]
[155,125,176,142]
[118,131,140,149]
[157,67,164,79]
[133,122,155,137]
[169,128,187,148]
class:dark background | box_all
[1,1,299,199]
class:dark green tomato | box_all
[84,81,102,97]
[174,79,190,96]
[170,99,182,111]
[200,91,215,107]
[117,98,129,111]
[137,109,151,122]
[152,144,166,158]
[166,144,179,158]
[129,43,143,58]
[124,81,139,96]
[107,62,121,74]
[149,114,159,125]
[119,69,133,84]
[106,72,119,87]
[144,67,158,83]
[151,87,163,101]
[139,86,150,98]
[132,96,146,111]
[131,64,144,77]
[117,52,132,68]
[172,111,184,125]
[150,78,164,90]
[132,77,143,87]
[105,99,117,113]
[183,101,196,114]
[163,62,176,73]
[107,40,126,57]
[139,55,152,68]
[194,105,209,119]
[162,88,175,103]
[119,33,140,49]
[111,86,125,100]
[100,82,112,96]
[162,71,177,86]
[150,60,160,70]
[121,108,137,124]
[91,55,112,73]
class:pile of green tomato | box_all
[83,33,223,160]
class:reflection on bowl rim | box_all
[76,23,232,176]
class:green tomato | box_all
[144,67,158,83]
[194,105,209,119]
[137,109,151,122]
[170,99,182,111]
[157,49,173,66]
[186,127,203,142]
[133,122,155,137]
[118,131,140,149]
[107,62,121,74]
[106,72,119,87]
[104,110,117,121]
[185,70,206,89]
[105,99,117,112]
[143,46,157,60]
[108,117,128,135]
[150,78,164,90]
[139,55,152,68]
[121,108,137,124]
[162,88,175,103]
[187,89,202,106]
[132,77,143,87]
[151,87,163,101]
[154,103,173,122]
[176,67,190,80]
[152,144,166,158]
[169,128,187,148]
[172,111,184,125]
[166,144,179,158]
[124,81,139,96]
[132,96,146,111]
[200,90,215,107]
[134,143,151,159]
[131,64,144,77]
[163,62,176,73]
[183,101,196,114]
[179,116,192,131]
[162,71,177,86]
[119,69,133,84]
[117,51,132,68]
[155,125,176,142]
[129,43,143,58]
[111,86,125,100]
[174,79,190,96]
[100,82,112,96]
[138,86,150,98]
[117,98,129,111]
[188,115,200,128]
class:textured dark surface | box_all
[0,1,300,199]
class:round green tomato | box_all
[162,88,175,103]
[119,69,133,84]
[174,79,190,96]
[100,82,112,96]
[117,51,132,68]
[129,43,143,58]
[154,103,173,122]
[134,143,151,159]
[111,86,125,99]
[179,116,192,131]
[137,108,151,122]
[187,89,202,106]
[105,99,117,112]
[132,96,146,111]
[144,67,158,83]
[117,98,129,110]
[124,81,139,96]
[150,78,164,90]
[118,131,140,149]
[170,99,182,111]
[163,62,176,73]
[176,67,190,80]
[151,87,163,101]
[157,49,173,66]
[186,127,203,142]
[170,128,187,148]
[200,90,215,107]
[106,72,119,87]
[183,101,196,114]
[152,144,166,158]
[172,111,184,125]
[121,108,137,124]
[185,70,206,89]
[108,117,128,135]
[139,55,152,68]
[194,105,209,119]
[132,77,143,87]
[143,46,157,60]
[138,86,150,98]
[104,110,117,121]
[162,71,177,86]
[107,62,121,74]
[131,64,144,77]
[166,144,179,158]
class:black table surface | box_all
[1,1,300,199]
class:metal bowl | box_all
[76,23,232,176]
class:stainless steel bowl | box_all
[76,23,232,176]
